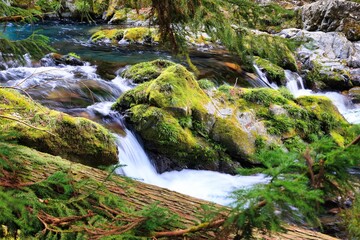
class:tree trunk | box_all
[9,142,338,240]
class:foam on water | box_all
[87,101,267,206]
[284,70,360,124]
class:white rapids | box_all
[88,101,267,206]
[284,70,360,124]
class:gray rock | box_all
[301,0,360,41]
[269,104,289,116]
[278,29,360,90]
[349,87,360,103]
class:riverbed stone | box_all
[349,87,360,104]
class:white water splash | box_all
[0,65,98,88]
[87,101,267,206]
[284,70,360,124]
[253,64,279,89]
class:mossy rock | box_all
[244,32,298,71]
[127,104,219,169]
[306,62,353,91]
[115,63,210,117]
[91,27,159,44]
[343,18,360,41]
[238,88,348,141]
[122,59,175,83]
[211,118,256,161]
[296,96,347,125]
[254,57,286,85]
[109,8,128,24]
[0,89,118,167]
[91,29,125,43]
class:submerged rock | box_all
[0,88,118,167]
[40,53,85,67]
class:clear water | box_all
[2,22,253,86]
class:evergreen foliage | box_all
[227,135,360,238]
[0,141,180,239]
[0,2,53,63]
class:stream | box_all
[1,22,359,206]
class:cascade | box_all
[88,77,268,206]
[0,64,267,206]
[253,64,279,89]
[284,70,360,124]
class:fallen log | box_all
[2,142,338,239]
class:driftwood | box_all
[9,143,338,240]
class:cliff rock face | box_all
[301,0,360,41]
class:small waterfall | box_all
[284,70,309,97]
[284,70,360,124]
[86,100,267,206]
[253,64,279,89]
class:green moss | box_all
[306,61,352,90]
[296,96,346,125]
[254,57,285,85]
[244,32,298,71]
[198,79,215,90]
[146,64,209,115]
[0,89,118,167]
[122,59,175,83]
[238,88,348,142]
[91,27,158,44]
[123,27,156,42]
[111,8,128,23]
[128,104,218,167]
[242,88,289,107]
[91,29,124,42]
[211,118,256,160]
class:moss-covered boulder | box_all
[211,118,256,159]
[91,29,125,43]
[113,60,351,172]
[122,59,175,83]
[306,61,353,91]
[254,57,286,86]
[91,27,159,44]
[0,88,118,167]
[113,64,226,170]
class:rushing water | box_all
[0,60,267,205]
[284,70,360,124]
[2,22,359,206]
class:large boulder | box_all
[301,0,360,41]
[113,60,349,173]
[0,88,118,167]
